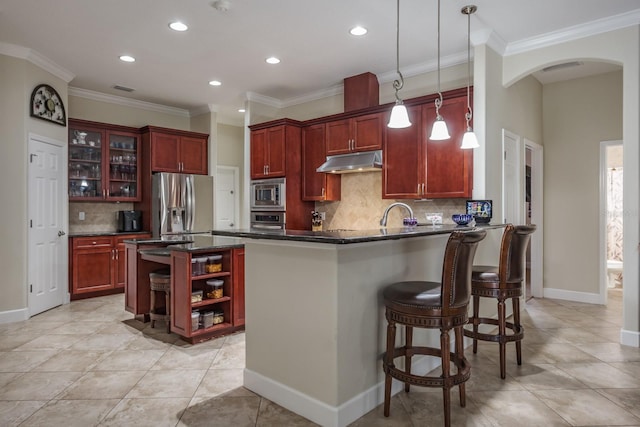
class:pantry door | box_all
[28,134,67,316]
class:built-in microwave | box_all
[250,211,286,230]
[250,178,286,211]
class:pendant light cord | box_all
[465,6,472,125]
[393,0,404,101]
[435,0,443,117]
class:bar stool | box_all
[463,224,536,379]
[149,270,171,333]
[382,230,486,427]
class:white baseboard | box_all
[621,329,640,347]
[0,308,29,324]
[543,287,604,305]
[244,355,441,427]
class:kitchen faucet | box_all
[380,202,415,227]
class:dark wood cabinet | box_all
[325,112,383,155]
[171,248,245,343]
[302,124,340,201]
[249,119,315,230]
[250,125,287,179]
[422,96,473,198]
[383,92,473,199]
[383,105,425,199]
[232,248,246,326]
[71,234,150,300]
[68,119,141,202]
[142,126,209,175]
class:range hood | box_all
[316,150,382,174]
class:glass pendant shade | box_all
[430,118,450,140]
[461,128,479,149]
[388,102,411,128]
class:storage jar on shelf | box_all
[206,255,223,273]
[205,279,224,299]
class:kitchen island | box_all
[124,235,245,343]
[211,224,503,427]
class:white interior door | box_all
[28,135,67,316]
[215,166,239,229]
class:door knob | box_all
[58,230,66,237]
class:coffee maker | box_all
[117,210,142,232]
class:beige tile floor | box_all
[0,289,639,426]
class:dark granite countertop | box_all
[211,223,504,245]
[134,235,244,256]
[69,231,152,238]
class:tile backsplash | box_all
[69,202,134,233]
[316,172,467,230]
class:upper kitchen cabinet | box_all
[382,105,424,199]
[325,112,383,155]
[301,123,340,201]
[250,125,286,179]
[383,90,473,199]
[422,96,473,199]
[68,119,141,202]
[141,126,209,175]
[249,119,305,180]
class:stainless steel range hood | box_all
[316,150,382,174]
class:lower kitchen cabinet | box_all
[70,233,150,300]
[170,248,245,343]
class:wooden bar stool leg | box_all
[471,295,479,354]
[441,328,452,427]
[455,326,466,407]
[165,291,171,334]
[513,296,522,365]
[383,317,396,417]
[405,325,413,392]
[150,288,157,328]
[498,298,507,379]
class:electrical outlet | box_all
[319,212,326,220]
[79,212,85,221]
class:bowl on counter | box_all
[452,214,473,226]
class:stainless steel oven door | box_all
[250,211,286,230]
[250,178,286,211]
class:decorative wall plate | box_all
[30,84,66,126]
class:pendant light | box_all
[429,0,450,140]
[460,5,479,149]
[388,0,411,128]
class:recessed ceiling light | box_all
[209,80,222,86]
[350,26,367,36]
[119,55,135,63]
[238,108,246,113]
[169,21,188,32]
[265,57,280,65]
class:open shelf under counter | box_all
[191,296,231,309]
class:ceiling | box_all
[1,0,638,126]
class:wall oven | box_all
[250,211,286,230]
[250,178,286,211]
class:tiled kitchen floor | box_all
[1,289,639,426]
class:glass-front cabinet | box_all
[68,119,141,202]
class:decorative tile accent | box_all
[69,202,134,233]
[316,173,467,230]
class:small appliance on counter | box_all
[466,200,493,224]
[117,210,142,232]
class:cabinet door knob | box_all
[57,230,66,237]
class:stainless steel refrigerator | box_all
[152,172,214,236]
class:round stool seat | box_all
[149,271,171,333]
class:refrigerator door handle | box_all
[184,175,195,232]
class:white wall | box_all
[502,25,640,343]
[543,71,622,295]
[0,54,68,314]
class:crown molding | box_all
[246,91,282,108]
[69,87,190,117]
[280,83,343,108]
[505,9,640,56]
[0,42,75,82]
